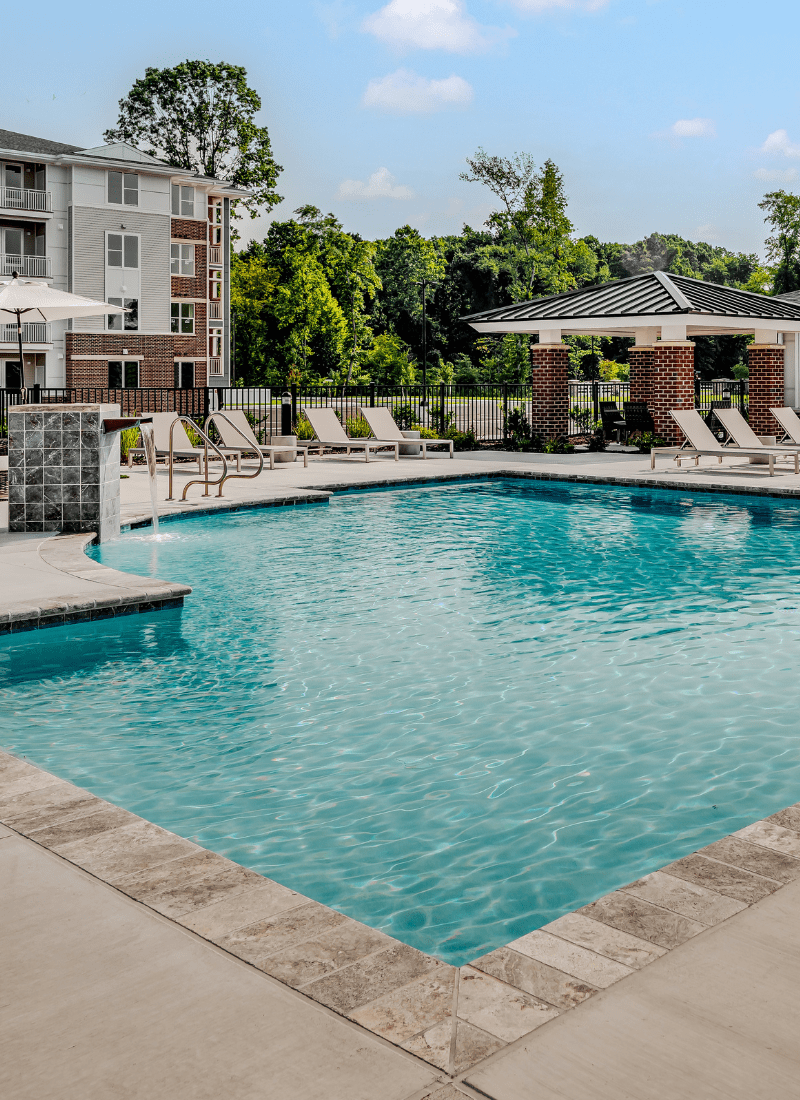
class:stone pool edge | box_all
[2,746,799,1083]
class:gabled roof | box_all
[0,128,81,155]
[463,271,800,324]
[75,142,168,165]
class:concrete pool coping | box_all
[3,745,800,1095]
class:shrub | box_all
[295,415,315,440]
[543,436,574,454]
[629,430,667,453]
[346,416,372,438]
[586,432,606,452]
[392,403,419,430]
[119,426,140,460]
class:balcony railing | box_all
[208,245,222,266]
[1,187,52,212]
[1,254,51,278]
[208,301,222,320]
[209,357,223,376]
[0,322,51,343]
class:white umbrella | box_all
[0,272,127,393]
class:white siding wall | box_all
[71,206,170,332]
[72,165,170,216]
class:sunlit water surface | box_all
[3,479,800,963]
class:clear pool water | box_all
[3,478,800,964]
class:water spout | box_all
[140,422,159,536]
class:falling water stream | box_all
[139,422,159,535]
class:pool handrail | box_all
[167,415,228,501]
[204,411,265,489]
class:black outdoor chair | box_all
[621,402,655,438]
[599,401,624,441]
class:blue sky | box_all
[7,0,800,255]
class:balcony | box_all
[209,357,223,376]
[208,245,222,266]
[1,187,52,213]
[208,301,222,320]
[1,255,51,278]
[0,322,51,344]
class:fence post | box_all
[591,378,599,427]
[694,377,700,407]
[370,382,376,408]
[203,387,210,424]
[502,383,508,444]
[439,383,446,434]
[291,383,298,427]
[31,383,41,403]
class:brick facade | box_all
[747,344,784,436]
[171,218,207,242]
[530,342,569,438]
[629,342,694,445]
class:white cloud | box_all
[671,118,715,138]
[362,0,514,53]
[761,129,800,158]
[504,0,608,10]
[337,167,415,201]
[754,167,799,182]
[362,69,473,113]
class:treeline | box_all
[231,154,772,386]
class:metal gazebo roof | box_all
[462,271,800,337]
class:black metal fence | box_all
[0,379,754,446]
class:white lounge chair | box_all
[209,409,308,469]
[127,412,240,472]
[649,409,798,476]
[712,406,800,454]
[771,406,800,444]
[301,406,399,462]
[358,406,454,459]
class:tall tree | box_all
[759,190,800,294]
[104,60,282,220]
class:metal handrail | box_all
[166,414,228,501]
[204,411,265,490]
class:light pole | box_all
[413,279,439,407]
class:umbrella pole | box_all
[16,309,26,402]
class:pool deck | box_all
[3,748,800,1098]
[4,447,800,1096]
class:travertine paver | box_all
[457,967,560,1041]
[505,928,633,987]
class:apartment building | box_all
[0,127,248,390]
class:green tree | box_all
[104,60,282,220]
[372,227,446,372]
[759,190,800,294]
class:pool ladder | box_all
[166,415,264,501]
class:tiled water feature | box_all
[8,404,122,541]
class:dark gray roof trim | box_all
[0,128,82,155]
[462,271,800,323]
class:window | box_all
[209,269,222,301]
[208,197,222,225]
[107,233,138,269]
[108,361,139,388]
[108,172,138,206]
[171,184,194,217]
[208,224,222,246]
[174,361,195,388]
[170,243,194,276]
[208,328,222,358]
[171,302,194,334]
[107,297,139,331]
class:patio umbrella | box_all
[0,272,127,394]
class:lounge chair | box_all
[649,409,798,476]
[209,408,308,469]
[127,412,240,472]
[770,406,800,444]
[712,406,800,454]
[358,406,454,459]
[301,407,399,462]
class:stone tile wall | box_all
[8,404,121,540]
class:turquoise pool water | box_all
[3,478,800,963]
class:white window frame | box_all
[170,301,195,334]
[106,231,139,270]
[108,171,138,207]
[106,297,139,332]
[171,184,195,217]
[170,243,195,277]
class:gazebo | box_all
[463,272,800,444]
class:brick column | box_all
[629,345,654,407]
[747,344,784,436]
[530,342,569,439]
[649,342,695,445]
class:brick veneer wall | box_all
[171,218,207,242]
[747,344,784,436]
[629,342,694,445]
[66,332,207,387]
[530,343,569,438]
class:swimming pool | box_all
[3,478,800,964]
